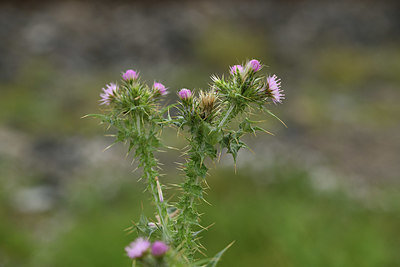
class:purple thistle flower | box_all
[247,59,261,72]
[230,65,244,75]
[100,83,118,105]
[151,241,169,257]
[122,69,139,81]
[125,237,151,259]
[153,82,168,96]
[178,88,192,100]
[266,75,284,104]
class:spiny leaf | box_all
[205,241,235,267]
[81,113,107,120]
[193,241,234,267]
[265,108,287,128]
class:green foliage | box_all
[201,168,400,267]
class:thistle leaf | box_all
[193,241,234,267]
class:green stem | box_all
[135,115,171,242]
[142,150,171,242]
[136,114,141,135]
[174,135,207,258]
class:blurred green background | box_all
[1,0,400,266]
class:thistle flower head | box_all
[122,69,139,81]
[266,75,284,104]
[125,237,151,259]
[100,83,118,105]
[151,241,169,257]
[247,59,262,72]
[230,65,244,75]
[178,88,192,100]
[199,90,218,120]
[153,82,168,96]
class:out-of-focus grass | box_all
[1,164,397,267]
[31,208,135,267]
[202,167,400,267]
[0,210,33,266]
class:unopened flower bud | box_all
[178,88,192,100]
[247,59,261,72]
[148,222,157,228]
[151,241,169,257]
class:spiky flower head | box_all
[122,69,139,81]
[178,88,192,100]
[125,237,151,259]
[230,65,244,75]
[266,75,284,104]
[153,82,168,96]
[100,83,118,105]
[151,241,169,257]
[247,59,261,72]
[199,90,218,120]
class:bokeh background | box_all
[1,0,400,266]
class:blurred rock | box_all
[11,185,55,213]
[0,0,399,80]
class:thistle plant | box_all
[94,70,173,243]
[89,60,285,266]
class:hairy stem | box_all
[136,114,141,135]
[135,114,172,242]
[141,145,172,242]
[174,136,207,258]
